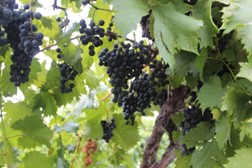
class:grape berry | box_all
[101,118,116,143]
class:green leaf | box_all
[32,91,57,116]
[224,148,252,168]
[4,102,31,125]
[222,87,252,121]
[83,70,100,89]
[194,48,208,80]
[61,43,82,73]
[192,0,219,48]
[169,51,195,87]
[221,0,252,52]
[237,58,252,82]
[34,16,61,40]
[191,140,227,168]
[152,2,203,69]
[61,0,82,12]
[198,75,226,110]
[0,51,17,96]
[89,0,112,28]
[112,0,149,37]
[56,157,69,168]
[23,151,54,168]
[32,61,47,87]
[182,122,214,148]
[112,114,141,150]
[83,103,107,139]
[12,114,53,148]
[240,121,252,141]
[57,22,79,46]
[175,155,191,168]
[0,140,18,166]
[215,114,231,149]
[43,61,61,90]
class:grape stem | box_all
[88,1,113,12]
[70,134,82,168]
[52,0,68,17]
[207,57,237,82]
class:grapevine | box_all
[0,0,251,168]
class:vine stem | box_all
[141,86,190,168]
[100,93,112,101]
[0,95,7,139]
[70,134,82,168]
[207,57,237,82]
[87,1,113,12]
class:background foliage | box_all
[0,0,252,168]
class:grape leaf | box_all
[192,0,219,48]
[237,58,252,82]
[42,61,60,90]
[222,87,252,121]
[61,43,82,73]
[12,114,53,148]
[83,103,107,139]
[112,114,141,150]
[191,140,227,168]
[4,102,31,125]
[57,157,69,168]
[0,140,18,166]
[152,2,203,69]
[0,51,17,96]
[240,121,252,141]
[57,22,79,46]
[34,16,61,40]
[174,155,191,168]
[112,0,149,37]
[182,122,214,148]
[89,0,112,28]
[224,148,252,168]
[23,151,54,168]
[215,114,231,149]
[194,48,208,80]
[83,70,100,89]
[32,61,47,87]
[32,91,57,116]
[169,51,195,87]
[221,0,252,52]
[198,75,226,110]
[61,0,82,12]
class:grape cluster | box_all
[180,105,214,155]
[58,62,78,93]
[98,42,169,124]
[79,19,105,56]
[1,2,44,86]
[101,118,116,143]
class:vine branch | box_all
[141,85,190,168]
[70,134,82,168]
